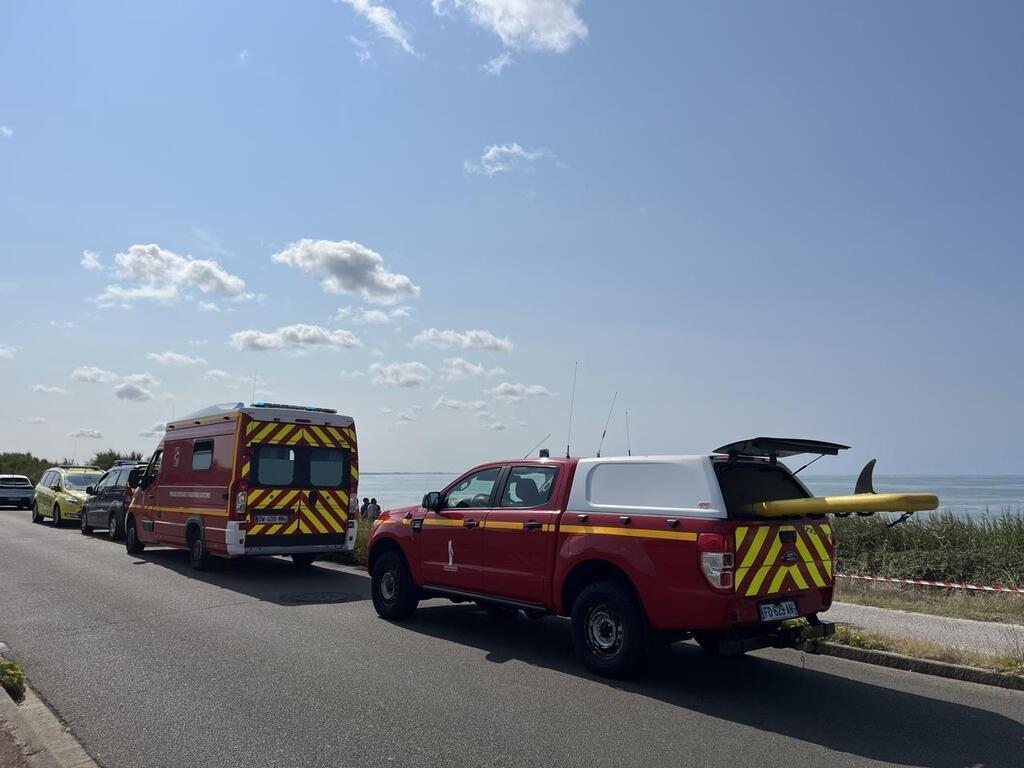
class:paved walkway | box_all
[829,601,1024,657]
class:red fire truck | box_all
[126,402,359,569]
[365,438,937,676]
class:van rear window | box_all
[714,462,809,516]
[251,445,350,489]
[256,446,296,486]
[310,448,346,488]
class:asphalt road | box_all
[1,507,1023,768]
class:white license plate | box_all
[759,600,799,622]
[255,514,289,524]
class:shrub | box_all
[0,660,26,703]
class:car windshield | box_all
[64,472,103,490]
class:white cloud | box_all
[339,369,364,379]
[139,422,166,438]
[188,339,209,346]
[0,345,16,360]
[441,356,507,381]
[18,416,47,424]
[481,51,513,76]
[397,405,423,422]
[49,320,78,329]
[338,0,416,55]
[432,0,587,53]
[0,126,12,138]
[123,372,159,387]
[69,429,103,439]
[32,384,69,394]
[464,142,549,176]
[147,351,206,366]
[486,381,554,403]
[433,395,487,411]
[333,305,410,324]
[272,239,419,305]
[230,323,362,352]
[198,301,220,312]
[71,365,118,383]
[238,49,249,63]
[81,250,102,271]
[114,382,154,402]
[412,328,513,352]
[203,368,232,382]
[349,35,374,64]
[97,243,247,308]
[487,421,507,430]
[369,361,432,388]
[379,407,394,415]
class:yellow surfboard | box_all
[739,493,939,519]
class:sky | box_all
[1,1,1022,475]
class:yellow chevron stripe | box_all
[283,519,299,535]
[735,525,748,550]
[794,535,827,587]
[326,426,345,444]
[298,520,312,534]
[805,526,831,562]
[249,524,265,535]
[309,425,332,445]
[739,526,769,569]
[316,502,344,533]
[248,489,265,505]
[266,524,283,535]
[240,461,250,478]
[250,422,277,443]
[302,508,329,534]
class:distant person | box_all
[366,497,381,520]
[360,497,369,518]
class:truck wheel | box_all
[125,517,145,555]
[80,511,93,535]
[31,502,42,524]
[292,553,316,569]
[188,528,211,571]
[571,581,646,678]
[52,505,62,528]
[109,511,123,541]
[371,551,418,620]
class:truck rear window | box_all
[714,462,810,516]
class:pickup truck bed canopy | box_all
[714,437,850,458]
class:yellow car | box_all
[32,466,104,526]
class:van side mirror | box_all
[422,491,442,511]
[127,469,141,488]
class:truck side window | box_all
[146,450,163,481]
[191,440,214,471]
[500,467,558,508]
[255,446,295,486]
[444,468,501,509]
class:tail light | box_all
[698,533,735,591]
[233,478,248,518]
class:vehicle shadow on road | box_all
[122,544,372,607]
[401,603,1023,768]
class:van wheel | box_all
[52,505,62,527]
[371,551,418,620]
[31,502,42,524]
[109,511,123,540]
[292,553,315,569]
[188,528,211,571]
[571,581,646,678]
[80,512,93,535]
[125,517,145,555]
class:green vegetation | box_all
[833,513,1024,587]
[324,521,371,567]
[826,624,1024,678]
[835,578,1024,625]
[0,450,145,483]
[0,660,26,703]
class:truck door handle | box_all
[523,521,542,530]
[463,519,479,528]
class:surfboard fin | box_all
[855,459,877,495]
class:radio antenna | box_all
[522,433,552,459]
[596,391,618,457]
[625,410,632,456]
[565,361,578,458]
[251,369,258,403]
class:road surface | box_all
[1,507,1022,768]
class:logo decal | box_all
[443,539,457,571]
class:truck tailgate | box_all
[734,521,833,598]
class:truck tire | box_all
[371,550,418,620]
[80,510,93,535]
[52,505,62,528]
[31,502,42,524]
[188,528,212,571]
[571,581,646,678]
[292,553,316,569]
[125,517,145,555]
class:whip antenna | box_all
[625,410,632,456]
[523,433,552,460]
[565,361,578,458]
[596,391,618,457]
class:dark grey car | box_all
[80,463,142,540]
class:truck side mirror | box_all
[422,491,442,511]
[86,486,95,495]
[127,469,141,488]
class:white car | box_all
[0,474,35,509]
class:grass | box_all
[833,513,1024,586]
[0,660,25,703]
[826,624,1024,678]
[835,578,1024,625]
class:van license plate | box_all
[255,514,289,524]
[759,600,799,622]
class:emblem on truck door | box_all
[443,539,457,572]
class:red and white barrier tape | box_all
[837,572,1024,595]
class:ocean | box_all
[357,472,1024,519]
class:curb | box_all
[0,665,98,768]
[806,641,1024,692]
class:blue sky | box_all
[1,1,1021,474]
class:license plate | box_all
[255,514,289,524]
[759,600,799,622]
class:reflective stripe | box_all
[558,524,697,542]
